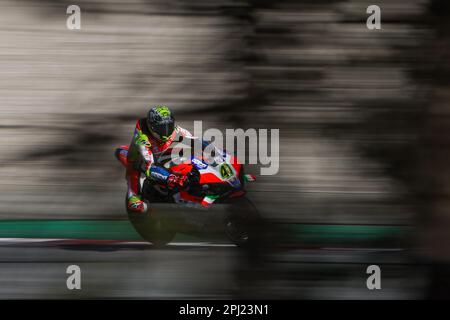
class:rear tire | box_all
[126,198,176,247]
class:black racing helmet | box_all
[147,105,175,142]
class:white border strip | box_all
[0,238,236,247]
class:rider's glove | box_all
[167,174,187,190]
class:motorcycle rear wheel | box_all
[126,198,176,248]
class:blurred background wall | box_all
[0,0,438,225]
[0,0,449,299]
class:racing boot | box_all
[127,195,147,213]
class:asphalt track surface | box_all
[0,238,428,299]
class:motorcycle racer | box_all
[118,105,194,213]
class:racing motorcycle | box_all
[115,137,260,247]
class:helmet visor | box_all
[151,121,175,141]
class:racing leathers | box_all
[126,118,193,213]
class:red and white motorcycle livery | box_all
[115,137,260,247]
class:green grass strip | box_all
[0,220,411,243]
[0,220,142,240]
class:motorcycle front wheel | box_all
[224,197,263,248]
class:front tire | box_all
[224,197,263,248]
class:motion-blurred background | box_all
[0,0,449,299]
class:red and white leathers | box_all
[125,118,193,212]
